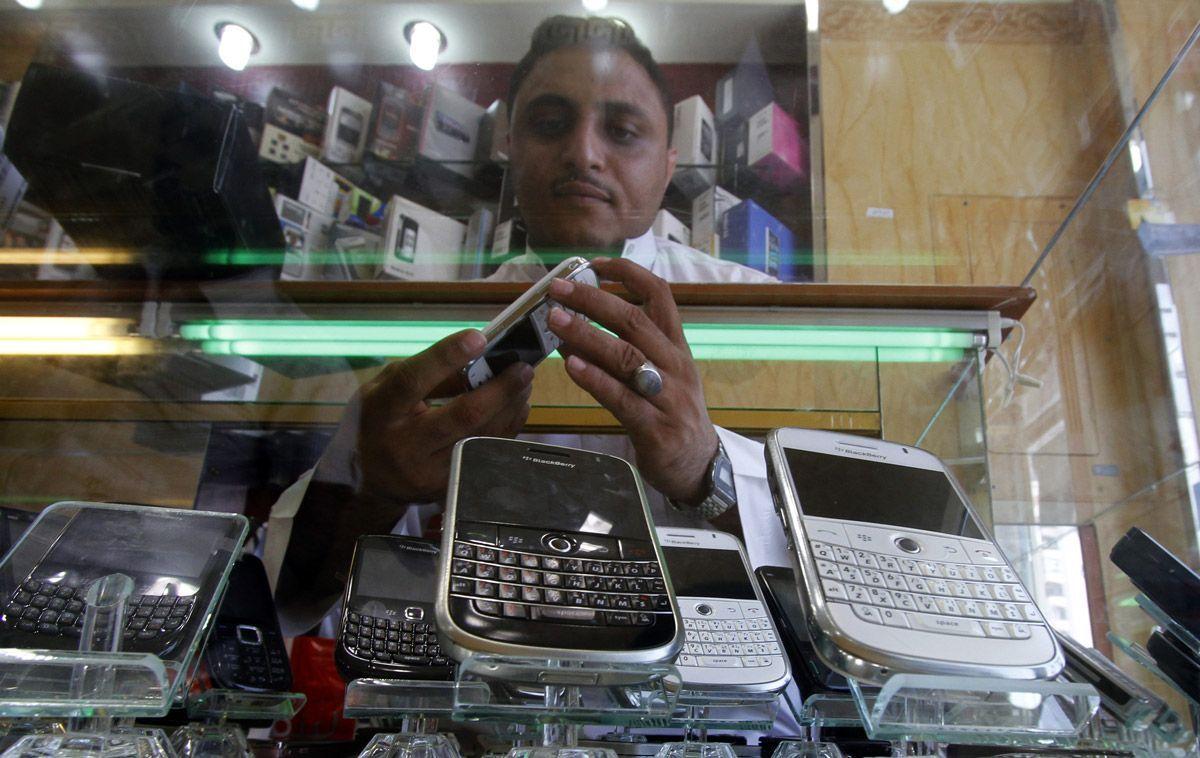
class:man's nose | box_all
[560,118,605,173]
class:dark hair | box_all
[507,15,674,142]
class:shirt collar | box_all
[620,229,658,270]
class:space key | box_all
[531,607,599,624]
[906,612,985,637]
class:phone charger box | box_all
[322,87,373,165]
[259,123,320,165]
[275,194,334,281]
[691,186,740,257]
[380,196,467,280]
[265,88,326,149]
[367,81,422,162]
[719,199,798,280]
[746,103,806,189]
[652,209,691,247]
[298,157,381,223]
[670,95,716,199]
[418,85,485,179]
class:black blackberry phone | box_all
[754,565,848,695]
[436,438,682,664]
[203,554,292,692]
[1110,528,1200,639]
[1146,627,1200,702]
[336,535,453,682]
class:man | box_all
[267,15,789,634]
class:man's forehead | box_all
[514,46,663,116]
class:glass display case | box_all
[0,0,1199,753]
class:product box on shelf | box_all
[652,209,691,247]
[259,123,321,165]
[367,81,423,162]
[460,207,496,280]
[297,157,381,223]
[714,40,776,128]
[330,223,383,279]
[418,85,485,179]
[0,135,27,231]
[265,88,325,148]
[746,103,807,190]
[477,99,509,166]
[275,194,334,281]
[489,167,526,263]
[719,199,798,281]
[322,87,373,165]
[691,185,741,257]
[671,95,717,199]
[380,196,467,280]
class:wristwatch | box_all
[671,439,738,521]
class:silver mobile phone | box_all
[765,428,1063,684]
[656,527,791,695]
[462,256,597,389]
[434,437,682,664]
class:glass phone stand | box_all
[343,678,472,758]
[844,673,1099,747]
[0,502,248,758]
[170,689,307,758]
[651,690,782,758]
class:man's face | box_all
[508,45,677,254]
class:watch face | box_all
[709,443,737,506]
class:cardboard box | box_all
[367,81,423,162]
[265,88,325,147]
[323,87,373,165]
[0,130,27,231]
[297,157,381,223]
[330,223,383,279]
[691,185,740,257]
[746,103,807,190]
[460,207,496,280]
[714,40,775,127]
[275,194,334,281]
[476,99,509,165]
[259,123,320,165]
[489,167,526,263]
[719,199,800,280]
[380,196,466,280]
[652,209,691,247]
[418,85,485,179]
[671,96,717,199]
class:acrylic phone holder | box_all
[0,501,248,758]
[171,689,307,758]
[648,689,783,758]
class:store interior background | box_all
[0,0,1199,723]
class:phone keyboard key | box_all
[342,612,447,668]
[816,538,1048,642]
[3,579,194,643]
[450,539,667,627]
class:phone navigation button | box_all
[894,537,922,554]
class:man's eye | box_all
[609,124,640,143]
[530,115,569,136]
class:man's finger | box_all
[417,362,534,450]
[588,257,685,346]
[377,329,487,408]
[562,353,660,436]
[548,307,654,389]
[548,277,677,368]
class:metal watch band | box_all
[671,440,737,521]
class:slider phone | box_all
[203,554,292,692]
[1110,527,1200,641]
[657,527,791,694]
[436,437,682,664]
[755,565,849,695]
[766,428,1062,684]
[337,535,453,682]
[462,257,598,389]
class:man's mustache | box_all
[551,173,615,201]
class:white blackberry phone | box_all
[656,527,791,694]
[765,428,1062,684]
[462,256,597,389]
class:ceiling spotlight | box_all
[581,0,609,11]
[882,0,910,13]
[214,22,260,72]
[290,0,320,9]
[14,0,44,8]
[404,20,445,72]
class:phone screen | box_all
[784,448,984,539]
[482,313,548,375]
[456,440,649,541]
[661,546,755,600]
[356,541,438,603]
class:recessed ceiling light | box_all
[404,20,446,72]
[214,22,260,72]
[14,0,44,9]
[581,0,608,11]
[882,0,910,13]
[291,0,319,9]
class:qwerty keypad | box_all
[679,614,783,670]
[2,578,194,642]
[341,612,449,668]
[209,624,290,689]
[450,541,670,627]
[813,540,1044,639]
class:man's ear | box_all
[664,145,678,187]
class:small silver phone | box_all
[656,527,791,695]
[765,428,1062,684]
[463,257,597,389]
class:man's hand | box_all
[315,329,535,508]
[546,258,718,504]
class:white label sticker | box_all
[866,207,895,219]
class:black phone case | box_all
[1110,528,1200,640]
[1146,628,1200,701]
[754,565,848,695]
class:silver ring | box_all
[631,361,663,398]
